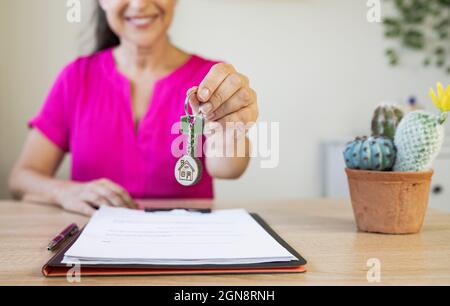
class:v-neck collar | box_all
[103,48,196,91]
[102,48,197,138]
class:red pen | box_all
[47,223,79,251]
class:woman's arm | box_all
[9,130,137,216]
[189,63,259,179]
[9,130,67,202]
[205,132,251,179]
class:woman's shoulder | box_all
[57,49,112,80]
[190,54,221,70]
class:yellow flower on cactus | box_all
[430,82,450,113]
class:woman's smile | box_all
[125,15,160,29]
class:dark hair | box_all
[94,4,120,52]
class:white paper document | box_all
[63,206,297,266]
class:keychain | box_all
[175,89,204,186]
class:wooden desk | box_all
[0,199,449,285]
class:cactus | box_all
[344,136,396,171]
[394,83,450,172]
[371,103,404,139]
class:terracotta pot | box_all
[345,169,433,234]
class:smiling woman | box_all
[8,0,258,216]
[98,0,176,49]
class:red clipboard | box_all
[42,213,307,277]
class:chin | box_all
[126,33,163,49]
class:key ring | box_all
[176,88,204,187]
[185,88,198,117]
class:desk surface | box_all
[0,199,449,285]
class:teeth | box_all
[129,17,155,26]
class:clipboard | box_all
[42,213,307,277]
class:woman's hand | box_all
[55,179,138,216]
[188,63,259,128]
[186,63,257,179]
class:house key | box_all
[175,89,204,186]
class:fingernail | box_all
[200,103,213,114]
[187,87,197,96]
[206,112,216,120]
[200,88,210,101]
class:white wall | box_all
[171,0,449,199]
[0,0,94,197]
[1,0,448,200]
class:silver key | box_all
[175,89,204,186]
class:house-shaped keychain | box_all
[175,155,202,186]
[178,159,195,182]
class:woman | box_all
[8,0,258,216]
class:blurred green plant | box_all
[383,0,450,74]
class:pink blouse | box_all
[29,48,218,199]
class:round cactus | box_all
[344,136,396,171]
[393,111,446,172]
[371,103,404,139]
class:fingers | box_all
[197,63,235,105]
[59,180,137,217]
[64,201,97,217]
[79,203,97,216]
[192,64,258,139]
[199,72,248,116]
[209,87,255,122]
[78,179,137,210]
[187,86,201,115]
[98,179,138,209]
[216,103,259,127]
[79,188,112,208]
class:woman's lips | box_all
[126,16,158,28]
